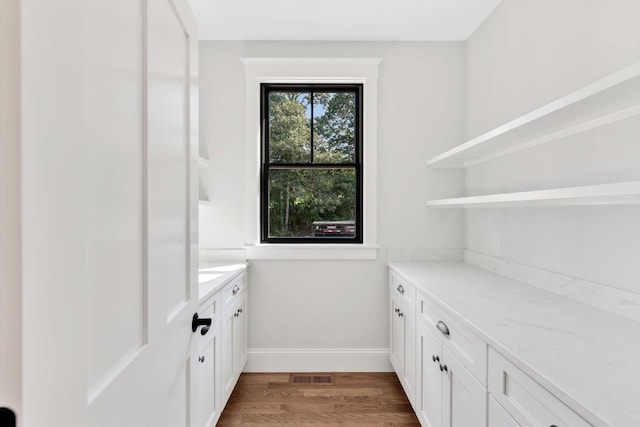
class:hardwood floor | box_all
[217,372,420,426]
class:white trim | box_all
[0,0,22,416]
[245,244,379,261]
[242,58,381,260]
[244,348,392,373]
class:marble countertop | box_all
[388,262,640,427]
[198,262,247,302]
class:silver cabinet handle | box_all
[232,284,240,295]
[396,284,404,295]
[436,321,450,336]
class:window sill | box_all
[244,244,379,261]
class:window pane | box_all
[268,92,311,163]
[267,168,356,238]
[313,92,356,163]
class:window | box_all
[260,84,363,243]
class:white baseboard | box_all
[244,348,392,372]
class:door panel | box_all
[18,1,198,426]
[167,360,190,427]
[86,0,146,397]
[148,1,198,426]
[147,0,190,318]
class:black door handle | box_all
[192,313,212,333]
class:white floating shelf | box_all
[198,156,210,168]
[428,61,640,168]
[427,181,640,208]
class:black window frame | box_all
[260,83,364,244]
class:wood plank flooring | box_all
[217,372,420,426]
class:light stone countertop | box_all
[198,262,247,302]
[388,262,640,427]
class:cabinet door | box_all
[442,347,487,427]
[390,292,416,406]
[389,294,405,377]
[220,306,235,402]
[232,293,248,378]
[416,320,443,427]
[193,326,219,427]
[403,303,416,407]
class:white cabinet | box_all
[416,319,443,427]
[389,264,621,427]
[192,293,221,427]
[417,291,487,385]
[232,295,248,377]
[442,347,486,427]
[220,273,248,404]
[389,272,416,407]
[192,269,248,427]
[488,348,591,427]
[416,318,487,427]
[193,324,220,427]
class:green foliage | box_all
[268,93,310,163]
[313,92,356,163]
[267,90,357,237]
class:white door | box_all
[16,1,199,426]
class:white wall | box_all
[465,1,640,295]
[0,0,22,418]
[199,41,465,370]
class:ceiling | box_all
[189,0,501,41]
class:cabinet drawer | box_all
[390,271,416,311]
[221,272,245,313]
[488,348,591,427]
[418,291,487,385]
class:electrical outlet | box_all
[491,235,501,253]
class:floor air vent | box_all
[290,374,334,385]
